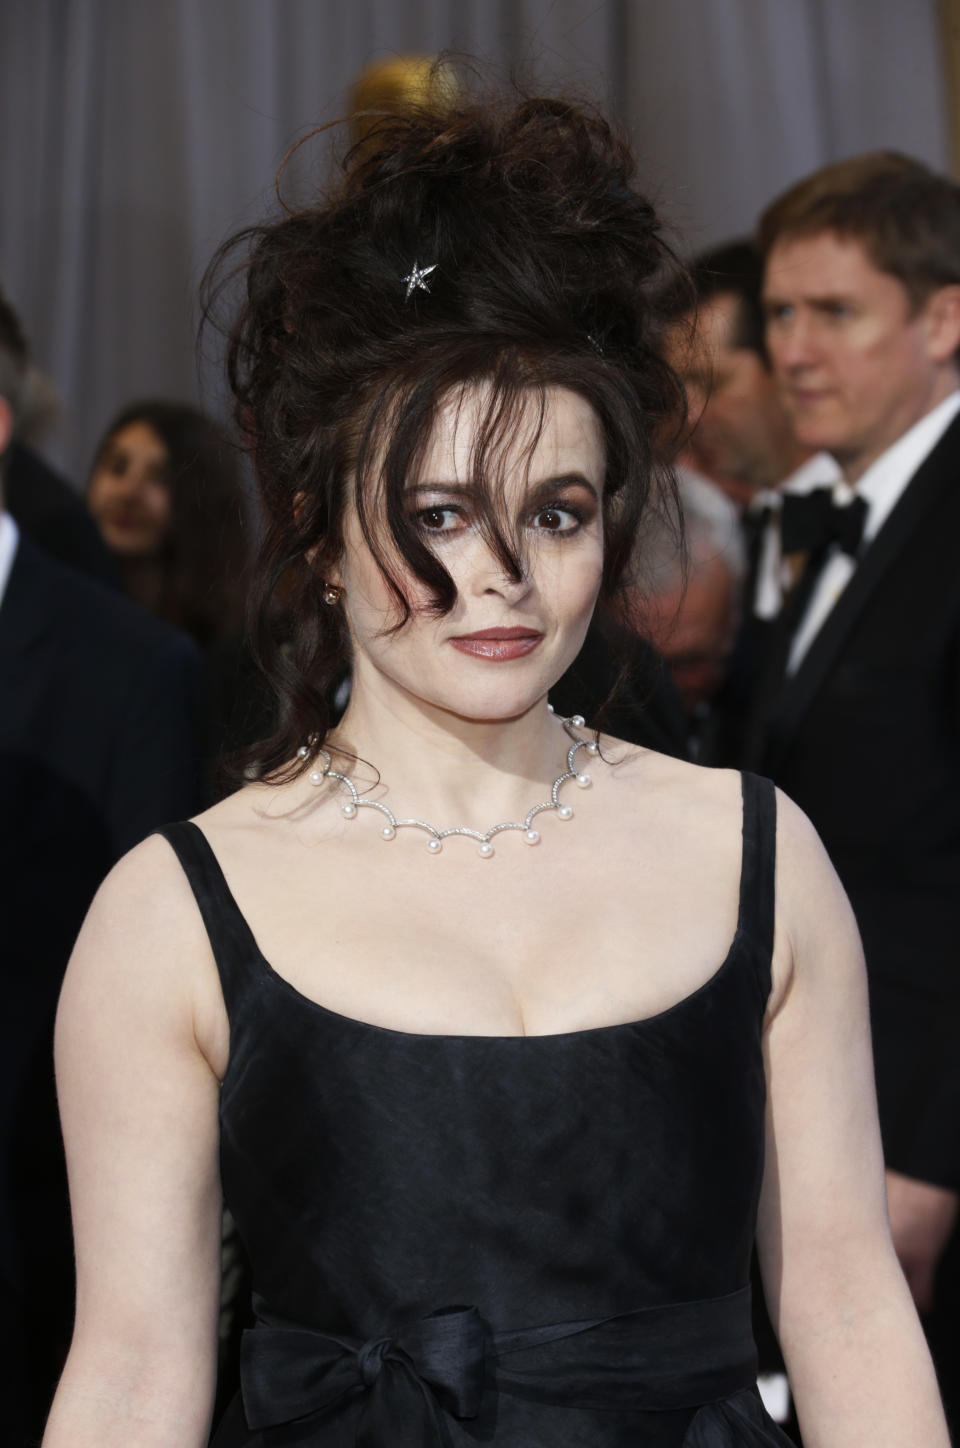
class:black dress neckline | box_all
[174,769,757,1044]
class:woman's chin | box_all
[408,679,561,730]
[101,529,163,560]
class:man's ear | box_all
[0,396,15,458]
[922,284,960,365]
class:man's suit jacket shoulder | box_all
[0,535,200,859]
[5,443,117,586]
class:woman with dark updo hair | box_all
[44,91,946,1448]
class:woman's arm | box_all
[42,836,225,1448]
[757,791,948,1448]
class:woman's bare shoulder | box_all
[600,760,844,925]
[86,830,203,940]
[74,790,261,965]
[59,817,246,1078]
[598,737,745,825]
[187,774,315,867]
[67,823,223,1010]
[768,784,859,958]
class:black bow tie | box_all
[780,488,868,558]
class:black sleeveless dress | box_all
[159,772,793,1447]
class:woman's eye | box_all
[416,506,462,533]
[532,505,579,533]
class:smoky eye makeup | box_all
[528,501,585,533]
[403,472,601,540]
[413,503,466,534]
[529,475,600,527]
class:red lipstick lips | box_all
[449,627,543,661]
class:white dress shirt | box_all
[0,511,19,610]
[787,390,960,672]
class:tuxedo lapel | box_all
[761,418,960,773]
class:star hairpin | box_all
[402,260,437,300]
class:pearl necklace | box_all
[299,710,600,858]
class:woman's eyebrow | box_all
[407,473,599,501]
[528,472,599,502]
[405,482,475,498]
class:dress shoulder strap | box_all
[156,820,261,1016]
[736,772,777,993]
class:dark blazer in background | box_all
[550,616,690,760]
[745,415,960,1191]
[0,535,199,1444]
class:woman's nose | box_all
[480,567,531,598]
[109,467,139,494]
[467,539,532,599]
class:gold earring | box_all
[322,583,342,605]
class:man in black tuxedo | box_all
[746,152,960,1423]
[0,291,200,1442]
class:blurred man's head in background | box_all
[632,471,746,716]
[759,151,960,482]
[668,240,809,501]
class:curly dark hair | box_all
[88,400,250,646]
[205,90,688,779]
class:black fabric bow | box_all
[239,1288,762,1444]
[241,1305,487,1447]
[780,488,868,558]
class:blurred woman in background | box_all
[86,400,248,647]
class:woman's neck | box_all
[326,687,570,829]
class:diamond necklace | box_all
[299,709,600,858]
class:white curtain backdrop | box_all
[622,0,949,244]
[0,0,948,480]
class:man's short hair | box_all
[757,151,960,307]
[0,285,28,418]
[689,240,767,363]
